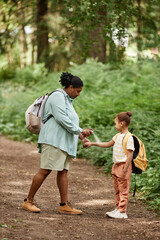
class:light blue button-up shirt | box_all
[38,89,82,158]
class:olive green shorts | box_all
[40,144,70,171]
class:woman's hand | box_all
[81,129,93,137]
[79,133,84,140]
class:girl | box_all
[83,111,134,219]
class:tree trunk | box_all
[89,27,106,63]
[19,26,27,69]
[89,8,107,63]
[36,0,49,65]
[31,28,36,65]
[137,0,142,59]
[6,44,13,65]
[18,0,28,69]
[109,30,117,63]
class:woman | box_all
[22,72,92,215]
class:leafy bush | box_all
[0,66,16,82]
[0,64,48,87]
[14,64,48,87]
[0,59,160,211]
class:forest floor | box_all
[0,136,160,240]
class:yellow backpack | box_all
[123,132,148,174]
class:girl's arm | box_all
[123,149,133,173]
[84,139,114,148]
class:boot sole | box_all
[59,211,82,215]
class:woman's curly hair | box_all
[59,72,83,88]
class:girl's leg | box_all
[112,163,132,213]
[117,176,131,212]
[112,174,120,209]
[27,168,51,200]
[57,169,68,203]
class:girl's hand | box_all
[83,141,92,149]
[82,138,90,144]
[82,138,90,148]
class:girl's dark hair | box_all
[59,72,83,88]
[116,111,132,126]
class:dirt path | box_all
[0,136,160,240]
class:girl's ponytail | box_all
[126,111,132,117]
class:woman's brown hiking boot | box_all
[59,202,82,215]
[22,198,41,213]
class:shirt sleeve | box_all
[49,92,82,135]
[126,136,135,151]
[112,133,119,142]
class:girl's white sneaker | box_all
[106,209,118,217]
[107,210,128,219]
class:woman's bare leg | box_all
[57,169,68,203]
[27,168,51,200]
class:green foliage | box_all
[0,64,61,142]
[0,59,160,211]
[0,64,48,87]
[0,66,16,81]
[131,158,160,211]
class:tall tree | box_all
[137,0,142,59]
[59,0,108,63]
[89,7,107,63]
[17,0,28,68]
[60,0,136,64]
[0,0,17,65]
[36,0,49,65]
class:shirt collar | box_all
[57,88,73,102]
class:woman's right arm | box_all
[49,93,92,136]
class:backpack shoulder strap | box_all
[114,133,120,141]
[122,132,133,156]
[42,89,66,124]
[49,89,66,102]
